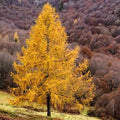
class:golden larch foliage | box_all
[11,3,95,111]
[14,31,19,43]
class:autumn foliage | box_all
[11,3,95,116]
[0,0,120,119]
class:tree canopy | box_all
[11,3,95,116]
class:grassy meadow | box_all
[0,91,100,120]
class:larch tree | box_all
[11,3,95,116]
[14,31,19,43]
[71,59,95,110]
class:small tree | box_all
[11,3,95,116]
[73,59,95,109]
[59,0,63,11]
[14,31,19,43]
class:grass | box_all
[0,91,101,120]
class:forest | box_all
[0,0,120,120]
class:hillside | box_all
[0,0,120,119]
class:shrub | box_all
[80,46,93,58]
[0,49,14,89]
[105,41,119,55]
[90,34,112,50]
[94,87,120,119]
[90,53,120,94]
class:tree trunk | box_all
[47,93,51,116]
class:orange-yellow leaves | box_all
[71,59,95,110]
[14,31,19,43]
[11,3,95,111]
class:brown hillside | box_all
[1,0,120,119]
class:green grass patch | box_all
[0,91,100,120]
